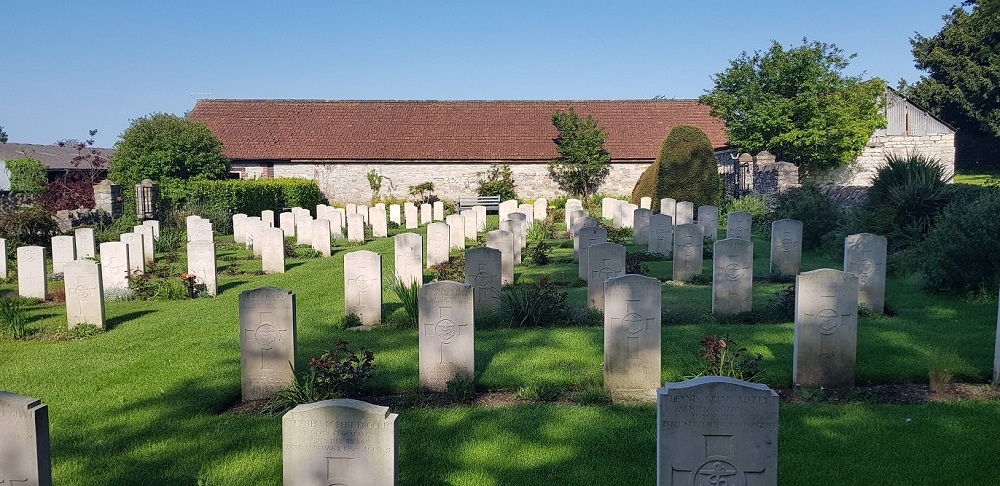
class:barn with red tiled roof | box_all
[188,99,730,202]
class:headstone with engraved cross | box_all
[0,391,52,486]
[770,219,803,276]
[187,240,218,296]
[99,241,130,295]
[576,226,608,280]
[604,274,661,402]
[394,233,423,287]
[260,227,286,274]
[660,198,677,222]
[675,201,694,225]
[572,218,600,262]
[63,259,105,329]
[657,377,779,486]
[587,242,626,310]
[282,399,398,486]
[712,238,754,314]
[486,230,514,285]
[697,205,720,242]
[726,211,752,241]
[633,208,653,245]
[51,235,75,275]
[370,205,388,238]
[311,218,332,257]
[234,213,250,243]
[460,209,478,241]
[672,224,704,282]
[426,222,451,268]
[419,281,475,392]
[74,227,97,259]
[498,220,521,265]
[346,213,365,243]
[649,213,673,256]
[119,232,144,275]
[446,214,466,250]
[843,233,887,314]
[133,224,155,264]
[295,216,313,246]
[464,247,502,312]
[17,246,47,300]
[239,287,296,401]
[794,268,859,389]
[344,250,382,326]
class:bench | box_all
[457,195,501,213]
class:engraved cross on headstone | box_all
[717,253,749,296]
[68,274,97,317]
[804,293,854,357]
[780,229,800,252]
[348,266,373,317]
[592,257,620,283]
[670,434,766,486]
[849,249,883,284]
[424,306,470,364]
[244,312,288,370]
[193,249,212,285]
[612,299,654,377]
[472,262,499,304]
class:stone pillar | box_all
[93,179,122,217]
[135,179,160,221]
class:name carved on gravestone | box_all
[793,269,859,389]
[0,391,52,486]
[604,274,661,402]
[239,287,296,401]
[418,281,475,392]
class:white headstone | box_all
[464,246,502,312]
[712,238,754,314]
[358,205,370,225]
[0,238,7,279]
[794,268,859,388]
[844,233,887,314]
[389,204,401,225]
[517,203,534,223]
[252,221,266,258]
[660,198,677,221]
[499,199,518,222]
[134,224,155,263]
[17,246,47,299]
[419,280,475,392]
[187,240,217,296]
[239,287,296,401]
[99,241,130,295]
[485,230,514,285]
[633,208,652,245]
[142,217,160,238]
[675,201,694,225]
[649,214,673,256]
[233,213,250,243]
[460,209,478,241]
[261,227,286,274]
[282,399,397,486]
[344,250,382,326]
[432,201,444,221]
[576,226,608,280]
[587,242,625,310]
[190,218,214,243]
[74,227,96,259]
[697,205,720,242]
[640,196,652,210]
[295,217,313,246]
[394,233,423,287]
[420,203,432,225]
[278,212,296,239]
[445,215,466,250]
[245,216,262,248]
[568,209,588,236]
[672,224,704,282]
[571,219,599,261]
[311,219,332,257]
[498,220,521,265]
[726,211,752,241]
[51,235,75,274]
[347,214,365,243]
[604,274,661,401]
[261,210,275,228]
[533,198,548,221]
[63,259,105,329]
[0,391,51,486]
[119,233,145,275]
[426,222,451,268]
[371,206,388,238]
[770,219,803,276]
[473,205,487,232]
[657,377,779,486]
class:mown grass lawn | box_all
[1,222,998,485]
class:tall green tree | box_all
[903,0,1000,138]
[548,108,612,200]
[108,113,230,203]
[0,125,7,143]
[700,39,886,170]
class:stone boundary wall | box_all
[807,133,955,186]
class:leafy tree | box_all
[108,113,230,204]
[700,39,886,170]
[548,108,611,200]
[631,125,723,210]
[6,157,48,193]
[476,164,518,201]
[0,125,7,144]
[903,0,1000,138]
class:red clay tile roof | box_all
[188,99,728,161]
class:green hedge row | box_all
[187,178,326,216]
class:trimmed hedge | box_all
[631,125,722,211]
[187,178,326,218]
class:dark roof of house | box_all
[188,99,729,161]
[0,143,113,170]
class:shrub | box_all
[265,341,375,414]
[772,184,842,250]
[528,240,551,266]
[0,205,59,248]
[625,253,649,276]
[722,194,772,231]
[919,188,1000,296]
[497,277,571,327]
[857,152,951,249]
[476,164,518,201]
[526,220,554,241]
[6,157,48,193]
[389,279,419,327]
[154,229,185,253]
[186,178,325,233]
[0,297,30,339]
[687,335,764,382]
[631,125,723,211]
[340,313,363,329]
[428,254,465,282]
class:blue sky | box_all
[3,0,959,148]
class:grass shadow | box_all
[106,310,157,330]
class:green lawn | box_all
[1,223,998,485]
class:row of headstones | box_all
[598,196,710,230]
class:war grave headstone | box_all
[640,196,652,210]
[426,222,451,268]
[567,209,588,236]
[533,198,548,221]
[419,281,475,392]
[328,210,344,238]
[374,202,386,212]
[604,274,661,401]
[697,205,719,242]
[633,208,652,245]
[611,202,625,228]
[261,209,275,228]
[74,227,96,259]
[311,219,332,257]
[282,399,398,486]
[119,232,145,275]
[660,198,677,221]
[344,250,382,326]
[460,209,478,241]
[245,216,262,248]
[770,219,803,276]
[252,221,267,258]
[657,377,779,486]
[621,203,638,228]
[394,233,423,287]
[507,212,528,249]
[486,230,514,285]
[99,241,130,295]
[290,206,306,219]
[358,205,370,225]
[712,238,753,314]
[994,289,1000,385]
[473,205,487,231]
[63,259,105,329]
[517,203,534,223]
[51,235,75,274]
[346,214,365,243]
[389,203,401,225]
[793,268,859,389]
[672,224,704,282]
[240,287,296,401]
[649,214,672,256]
[190,218,214,243]
[445,215,466,250]
[420,203,433,225]
[726,211,752,241]
[570,216,598,243]
[844,233,887,314]
[316,205,336,227]
[587,242,625,310]
[404,204,419,229]
[370,207,388,238]
[234,213,250,243]
[17,246,47,299]
[464,246,502,312]
[187,240,218,296]
[675,201,694,225]
[576,226,608,279]
[185,214,202,238]
[601,197,616,220]
[134,224,156,263]
[431,201,444,221]
[499,199,518,222]
[566,198,583,208]
[0,238,7,279]
[296,217,313,246]
[261,227,286,274]
[346,203,357,216]
[0,391,51,486]
[498,220,521,265]
[142,219,160,240]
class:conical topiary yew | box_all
[631,124,722,211]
